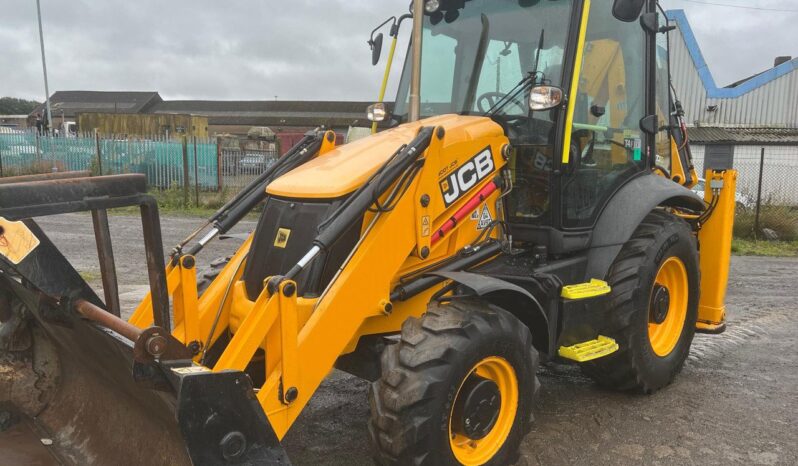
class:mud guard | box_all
[585,173,705,281]
[431,271,550,353]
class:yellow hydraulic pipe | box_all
[372,35,399,134]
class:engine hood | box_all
[266,115,504,199]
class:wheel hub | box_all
[650,284,671,325]
[452,375,501,440]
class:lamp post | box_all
[36,0,53,134]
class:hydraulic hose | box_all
[182,133,324,256]
[283,127,435,281]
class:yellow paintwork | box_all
[561,279,611,300]
[130,114,509,439]
[449,356,518,465]
[318,130,337,156]
[649,257,689,357]
[120,1,738,448]
[561,0,590,164]
[267,122,423,199]
[669,138,687,184]
[558,336,619,362]
[697,170,737,329]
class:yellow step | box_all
[558,336,619,363]
[561,279,611,300]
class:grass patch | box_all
[734,205,798,241]
[79,270,101,282]
[109,187,251,218]
[731,239,798,257]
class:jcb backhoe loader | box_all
[0,0,737,464]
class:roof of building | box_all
[30,91,162,118]
[689,127,798,145]
[149,100,375,127]
[666,10,798,100]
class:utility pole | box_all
[36,0,53,134]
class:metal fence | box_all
[0,130,256,192]
[219,148,279,191]
[690,144,798,207]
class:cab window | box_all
[561,2,647,228]
[654,8,673,174]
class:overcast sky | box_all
[1,0,796,102]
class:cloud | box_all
[1,0,794,101]
[664,0,797,85]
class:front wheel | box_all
[369,300,539,466]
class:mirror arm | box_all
[393,13,413,36]
[370,16,397,44]
[639,12,658,34]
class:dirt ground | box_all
[6,213,798,465]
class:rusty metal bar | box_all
[0,174,147,220]
[75,299,142,342]
[0,170,91,185]
[91,209,121,317]
[140,199,171,332]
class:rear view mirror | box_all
[612,0,645,22]
[370,33,384,66]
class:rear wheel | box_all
[582,210,699,393]
[369,299,539,466]
[196,256,230,296]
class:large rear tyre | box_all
[582,210,699,393]
[196,256,230,296]
[369,299,539,466]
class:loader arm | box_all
[119,115,513,463]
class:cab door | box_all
[559,0,651,229]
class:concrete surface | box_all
[12,213,798,465]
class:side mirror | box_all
[529,86,564,111]
[370,33,384,66]
[367,103,387,122]
[612,0,645,22]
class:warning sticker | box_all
[0,217,40,265]
[477,205,493,230]
[171,366,211,375]
[421,216,431,237]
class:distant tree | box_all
[0,97,41,115]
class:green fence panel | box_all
[0,132,219,190]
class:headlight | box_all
[529,86,564,111]
[425,0,441,14]
[367,103,387,122]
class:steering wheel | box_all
[476,92,527,115]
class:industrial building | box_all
[666,9,798,202]
[29,91,372,139]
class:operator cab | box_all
[388,0,672,255]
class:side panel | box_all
[584,173,704,280]
[696,170,737,331]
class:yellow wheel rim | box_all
[648,257,689,357]
[449,356,518,466]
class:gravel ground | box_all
[15,213,798,465]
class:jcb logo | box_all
[440,148,495,207]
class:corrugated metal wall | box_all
[668,14,798,129]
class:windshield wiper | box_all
[488,29,546,116]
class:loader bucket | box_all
[0,174,291,465]
[0,277,192,466]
